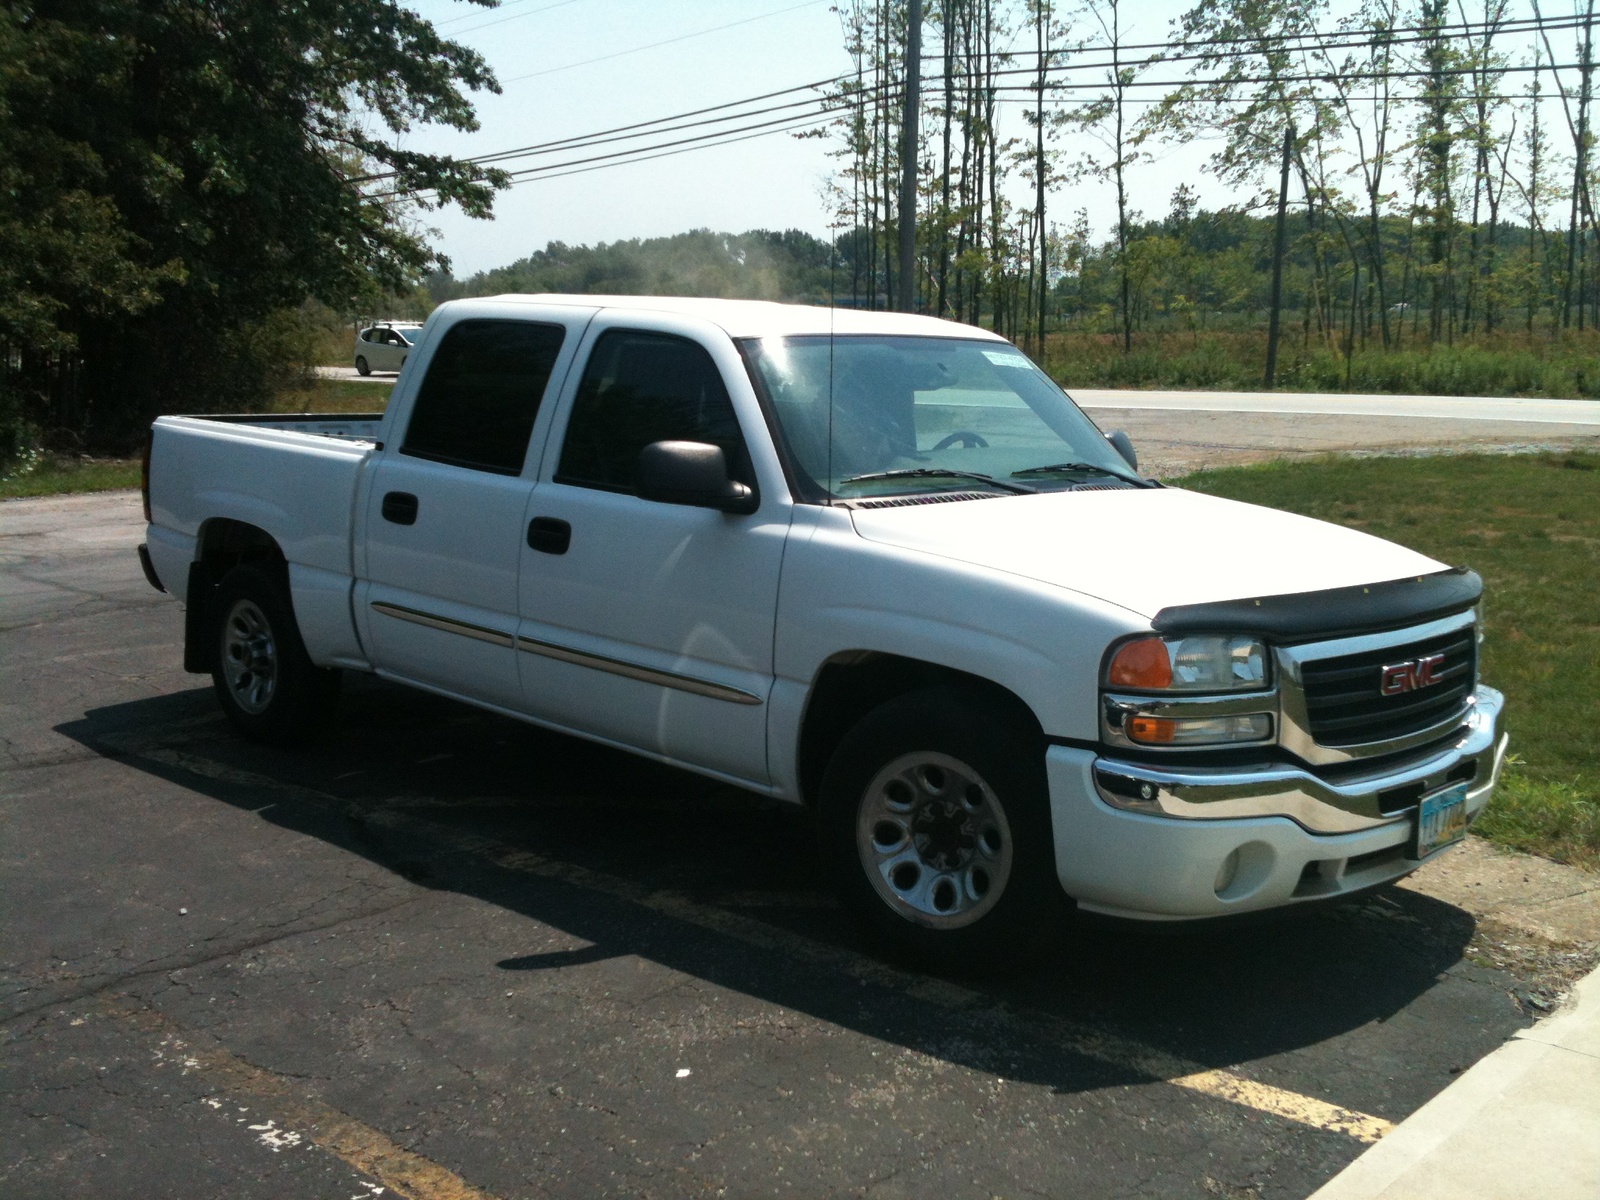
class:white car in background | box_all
[354,322,423,376]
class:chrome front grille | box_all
[1300,627,1476,747]
[1277,609,1479,766]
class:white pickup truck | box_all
[141,295,1507,969]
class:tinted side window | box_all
[556,330,748,493]
[401,320,566,475]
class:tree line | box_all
[821,0,1600,375]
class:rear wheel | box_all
[210,565,340,745]
[819,687,1066,973]
[355,355,371,376]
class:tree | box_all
[1159,0,1333,361]
[1413,0,1464,341]
[0,0,505,459]
[1063,0,1151,353]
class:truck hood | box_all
[849,486,1447,620]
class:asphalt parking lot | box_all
[0,493,1555,1199]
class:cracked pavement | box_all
[0,490,1587,1199]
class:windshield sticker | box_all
[982,350,1033,369]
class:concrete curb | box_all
[1308,961,1600,1200]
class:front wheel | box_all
[818,687,1067,973]
[210,565,340,745]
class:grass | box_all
[1,380,391,500]
[1048,329,1600,399]
[1177,452,1600,868]
[0,455,141,499]
[270,377,392,413]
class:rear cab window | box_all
[400,319,567,475]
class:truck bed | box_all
[144,411,387,642]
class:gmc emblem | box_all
[1380,652,1447,696]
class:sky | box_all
[398,0,1560,277]
[400,0,1222,276]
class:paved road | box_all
[318,365,396,383]
[0,493,1550,1200]
[1069,388,1600,426]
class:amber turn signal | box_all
[1107,638,1173,689]
[1127,715,1176,743]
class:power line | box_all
[362,10,1594,198]
[497,0,828,84]
[382,103,843,198]
[926,11,1587,62]
[437,0,585,35]
[500,111,835,184]
[430,13,1583,170]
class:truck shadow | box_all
[57,672,1500,1105]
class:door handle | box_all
[527,517,571,555]
[382,491,418,525]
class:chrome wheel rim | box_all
[855,751,1013,929]
[221,598,278,715]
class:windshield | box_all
[741,335,1140,500]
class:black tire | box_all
[355,355,371,376]
[818,687,1068,974]
[209,565,340,745]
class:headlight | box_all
[1106,635,1269,692]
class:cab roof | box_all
[472,294,1010,342]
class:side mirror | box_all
[637,440,758,514]
[1106,429,1138,470]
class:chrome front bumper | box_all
[1091,686,1506,835]
[1044,686,1507,920]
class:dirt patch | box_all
[1400,836,1600,1016]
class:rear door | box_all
[514,314,790,784]
[359,311,589,709]
[374,329,405,373]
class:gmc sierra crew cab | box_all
[139,295,1507,969]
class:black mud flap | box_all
[136,543,165,593]
[183,559,219,673]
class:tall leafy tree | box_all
[0,0,506,456]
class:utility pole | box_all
[1264,122,1294,388]
[897,0,923,313]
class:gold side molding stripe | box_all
[370,601,514,648]
[515,635,764,706]
[369,600,762,706]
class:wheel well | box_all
[183,519,286,673]
[795,652,1043,806]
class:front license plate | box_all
[1413,783,1470,858]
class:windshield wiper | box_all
[838,468,1036,495]
[1010,461,1143,484]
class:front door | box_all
[515,320,788,784]
[361,314,583,709]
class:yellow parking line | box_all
[129,743,1397,1145]
[1170,1070,1395,1143]
[107,999,500,1200]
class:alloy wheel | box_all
[855,751,1014,929]
[221,598,278,715]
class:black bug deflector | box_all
[1151,567,1483,643]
